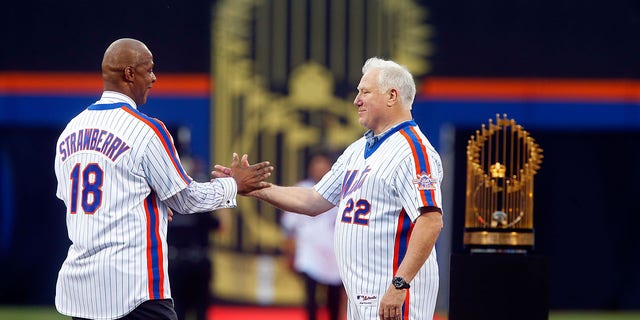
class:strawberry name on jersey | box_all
[58,128,130,162]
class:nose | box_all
[353,94,361,106]
[151,72,157,83]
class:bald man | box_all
[54,38,273,320]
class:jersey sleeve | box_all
[140,119,193,200]
[163,178,237,213]
[396,145,443,222]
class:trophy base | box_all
[464,228,534,253]
[449,253,549,320]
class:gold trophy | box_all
[464,114,543,253]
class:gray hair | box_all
[362,57,416,110]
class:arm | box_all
[163,178,238,214]
[251,184,335,217]
[142,117,272,203]
[165,153,273,214]
[378,210,443,319]
[394,209,443,282]
[213,159,335,216]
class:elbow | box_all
[434,213,444,230]
[420,210,444,230]
[435,218,444,231]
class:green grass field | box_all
[2,306,640,320]
[0,306,67,320]
[548,312,640,320]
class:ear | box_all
[387,88,399,107]
[123,66,135,82]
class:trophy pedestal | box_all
[464,228,534,253]
[449,253,549,320]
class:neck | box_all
[373,114,412,135]
[104,83,135,102]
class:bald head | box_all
[102,38,149,84]
[101,38,156,106]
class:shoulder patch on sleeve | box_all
[412,171,438,191]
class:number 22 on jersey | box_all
[341,198,371,225]
[69,162,104,214]
[340,166,372,226]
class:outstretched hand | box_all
[212,153,273,195]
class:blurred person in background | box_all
[280,151,346,320]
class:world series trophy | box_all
[463,114,543,253]
[450,114,548,320]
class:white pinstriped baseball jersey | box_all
[54,91,236,319]
[315,120,443,320]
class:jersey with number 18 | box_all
[54,93,193,319]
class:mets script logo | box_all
[412,171,438,190]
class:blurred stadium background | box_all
[1,0,640,319]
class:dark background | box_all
[2,0,640,311]
[1,0,639,77]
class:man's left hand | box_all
[378,285,407,320]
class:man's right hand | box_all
[226,153,274,195]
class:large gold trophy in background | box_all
[464,114,543,253]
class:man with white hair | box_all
[216,57,444,320]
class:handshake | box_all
[212,153,274,195]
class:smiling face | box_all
[353,69,390,134]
